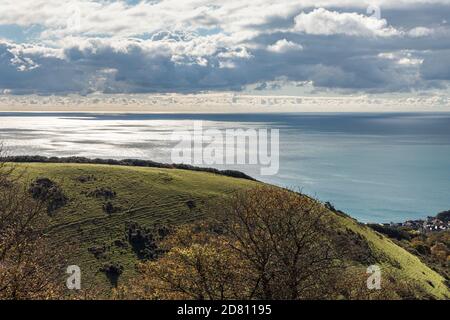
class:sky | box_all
[0,0,450,99]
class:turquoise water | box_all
[1,112,449,222]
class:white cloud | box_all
[293,8,400,37]
[267,39,303,53]
[1,1,445,39]
[0,1,449,95]
[408,27,435,37]
[1,92,449,112]
[378,52,424,66]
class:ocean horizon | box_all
[1,111,449,223]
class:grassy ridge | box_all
[336,215,449,299]
[16,163,258,289]
[12,163,450,298]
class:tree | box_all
[119,186,352,300]
[431,243,448,263]
[211,186,344,299]
[115,225,251,300]
[0,151,67,299]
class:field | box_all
[12,162,450,298]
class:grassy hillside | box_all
[11,162,450,299]
[336,215,449,299]
[13,163,258,290]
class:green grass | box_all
[15,163,258,289]
[336,215,449,299]
[12,163,450,298]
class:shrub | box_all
[88,245,107,259]
[103,201,120,215]
[413,243,431,255]
[186,200,196,210]
[100,262,124,287]
[29,178,68,214]
[437,210,450,223]
[5,155,255,181]
[367,224,411,241]
[113,239,128,248]
[1,167,68,299]
[126,222,164,260]
[431,243,449,262]
[87,187,116,200]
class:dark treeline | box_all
[3,155,256,181]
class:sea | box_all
[1,112,449,223]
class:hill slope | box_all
[12,163,450,299]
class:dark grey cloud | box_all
[0,43,88,94]
[0,2,449,95]
[421,50,450,80]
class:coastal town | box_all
[385,210,450,233]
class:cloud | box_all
[293,8,400,37]
[0,41,87,94]
[0,1,449,95]
[1,92,449,112]
[267,39,303,53]
[421,50,450,80]
[408,27,435,37]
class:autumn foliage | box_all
[0,159,67,299]
[117,186,397,300]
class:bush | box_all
[87,187,116,200]
[431,243,449,262]
[29,178,68,214]
[88,245,107,259]
[5,155,255,181]
[186,200,196,210]
[100,262,123,275]
[367,224,411,241]
[100,262,124,287]
[113,239,128,248]
[126,222,165,260]
[1,165,68,299]
[413,243,431,255]
[437,210,450,223]
[103,201,120,215]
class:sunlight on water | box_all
[1,112,450,223]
